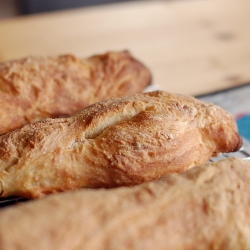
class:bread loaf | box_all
[0,50,151,135]
[0,91,242,198]
[0,158,249,250]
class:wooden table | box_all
[0,0,250,96]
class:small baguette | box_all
[0,158,249,250]
[0,50,151,134]
[0,91,242,198]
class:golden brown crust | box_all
[0,158,249,250]
[0,51,151,134]
[0,91,242,198]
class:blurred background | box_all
[0,0,144,19]
[0,0,249,97]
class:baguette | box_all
[0,50,151,135]
[0,91,242,198]
[0,158,249,250]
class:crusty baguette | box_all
[0,158,249,250]
[0,50,151,135]
[0,91,242,198]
